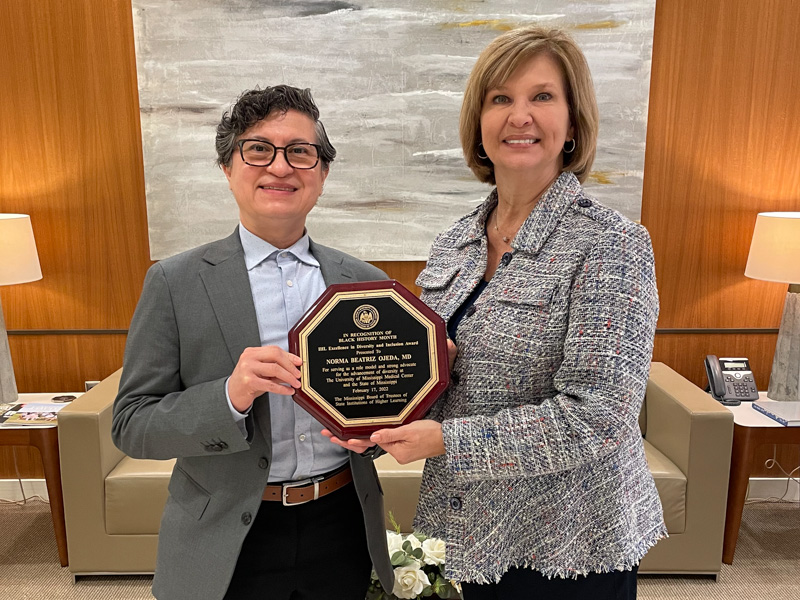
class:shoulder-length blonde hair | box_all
[460,26,599,185]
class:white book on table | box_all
[752,400,800,426]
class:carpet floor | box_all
[0,500,797,599]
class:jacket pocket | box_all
[486,282,559,357]
[496,278,557,307]
[168,465,211,520]
[417,264,460,316]
[416,264,460,291]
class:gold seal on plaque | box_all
[353,304,379,330]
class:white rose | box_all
[387,531,404,557]
[421,537,446,566]
[404,533,422,550]
[392,564,428,599]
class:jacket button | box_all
[449,497,462,511]
[258,457,269,470]
[578,198,592,208]
[464,305,476,318]
[450,372,460,386]
[241,512,252,525]
[500,252,513,266]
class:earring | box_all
[477,143,489,160]
[563,139,576,154]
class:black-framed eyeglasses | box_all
[236,139,322,169]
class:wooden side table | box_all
[722,398,800,563]
[0,392,81,567]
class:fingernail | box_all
[370,433,381,442]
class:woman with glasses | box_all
[113,85,393,600]
[352,26,665,600]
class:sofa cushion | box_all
[643,440,686,534]
[105,456,175,535]
[101,446,685,537]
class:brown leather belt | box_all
[263,465,352,506]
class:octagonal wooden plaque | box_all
[288,279,449,439]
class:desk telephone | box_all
[704,355,759,406]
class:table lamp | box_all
[0,214,43,404]
[744,212,800,402]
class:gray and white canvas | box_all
[133,0,656,260]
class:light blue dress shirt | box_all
[226,224,348,482]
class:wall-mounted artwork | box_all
[133,0,656,260]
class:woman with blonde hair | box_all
[332,25,665,599]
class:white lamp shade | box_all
[0,214,43,285]
[744,212,800,284]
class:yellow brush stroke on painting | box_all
[441,19,518,31]
[573,20,625,30]
[441,19,625,32]
[587,171,621,185]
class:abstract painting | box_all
[133,0,656,260]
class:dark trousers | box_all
[461,565,638,600]
[222,481,372,600]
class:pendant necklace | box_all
[493,209,518,244]
[492,176,557,244]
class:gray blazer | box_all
[112,229,393,600]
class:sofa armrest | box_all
[643,362,734,572]
[58,369,125,560]
[644,362,733,478]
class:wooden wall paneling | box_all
[369,261,427,296]
[0,0,151,482]
[652,332,777,391]
[7,334,127,394]
[642,0,800,331]
[0,0,152,332]
[642,1,800,481]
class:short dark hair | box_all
[215,85,336,169]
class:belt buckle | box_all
[281,475,323,506]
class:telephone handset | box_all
[704,355,759,406]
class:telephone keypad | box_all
[723,368,758,399]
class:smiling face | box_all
[479,52,574,186]
[222,109,328,247]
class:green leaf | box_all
[402,540,413,553]
[390,550,407,566]
[388,512,401,534]
[411,547,424,560]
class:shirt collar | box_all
[238,224,320,270]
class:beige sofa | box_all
[59,362,733,578]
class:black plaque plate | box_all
[288,279,449,439]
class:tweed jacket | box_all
[414,172,666,584]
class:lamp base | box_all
[767,286,800,402]
[0,296,19,404]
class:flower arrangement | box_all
[367,516,461,600]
